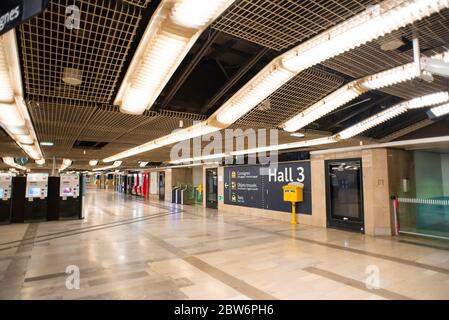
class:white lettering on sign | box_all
[0,6,20,32]
[268,167,305,183]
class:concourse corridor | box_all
[0,189,448,300]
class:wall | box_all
[216,148,394,236]
[192,167,203,186]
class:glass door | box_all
[206,169,218,209]
[326,159,364,233]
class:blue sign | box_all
[224,161,312,215]
[0,0,49,36]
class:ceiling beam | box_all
[157,29,220,111]
[201,47,269,114]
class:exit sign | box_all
[0,0,49,36]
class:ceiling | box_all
[1,0,448,171]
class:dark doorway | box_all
[206,168,218,209]
[159,172,165,201]
[326,159,364,233]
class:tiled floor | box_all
[0,188,448,300]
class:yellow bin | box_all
[282,183,304,225]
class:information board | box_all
[224,161,312,214]
[224,165,264,209]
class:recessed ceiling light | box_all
[380,38,405,51]
[40,142,54,146]
[62,67,82,86]
[290,132,305,138]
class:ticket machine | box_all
[0,173,13,224]
[58,173,83,219]
[24,173,49,222]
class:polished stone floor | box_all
[0,188,448,300]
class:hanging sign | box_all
[0,0,49,36]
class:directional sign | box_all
[0,0,49,36]
[224,161,312,214]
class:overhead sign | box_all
[224,161,312,215]
[0,0,49,36]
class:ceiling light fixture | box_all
[40,141,54,147]
[35,158,45,166]
[115,0,236,115]
[281,0,449,73]
[94,161,123,172]
[282,51,449,133]
[282,83,366,132]
[215,64,295,125]
[337,92,449,139]
[429,103,449,118]
[231,137,338,156]
[0,30,43,161]
[103,121,222,162]
[290,132,305,138]
[89,160,99,166]
[139,161,149,167]
[170,153,227,165]
[104,0,449,162]
[59,159,72,172]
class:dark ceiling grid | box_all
[7,0,448,168]
[234,67,345,129]
[212,0,381,51]
[27,97,98,150]
[20,0,142,103]
[322,9,449,99]
[122,0,152,8]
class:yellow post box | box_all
[282,183,304,225]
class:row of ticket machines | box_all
[0,172,84,224]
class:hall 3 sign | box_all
[267,166,306,183]
[0,0,49,36]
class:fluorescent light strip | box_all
[282,83,364,132]
[2,157,26,171]
[104,0,449,161]
[338,104,408,139]
[168,161,219,169]
[0,31,43,161]
[216,65,295,125]
[281,0,449,73]
[338,92,449,139]
[282,50,449,132]
[170,153,227,164]
[116,0,235,115]
[103,121,222,162]
[94,161,123,172]
[231,137,338,156]
[429,103,449,118]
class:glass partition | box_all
[396,151,449,239]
